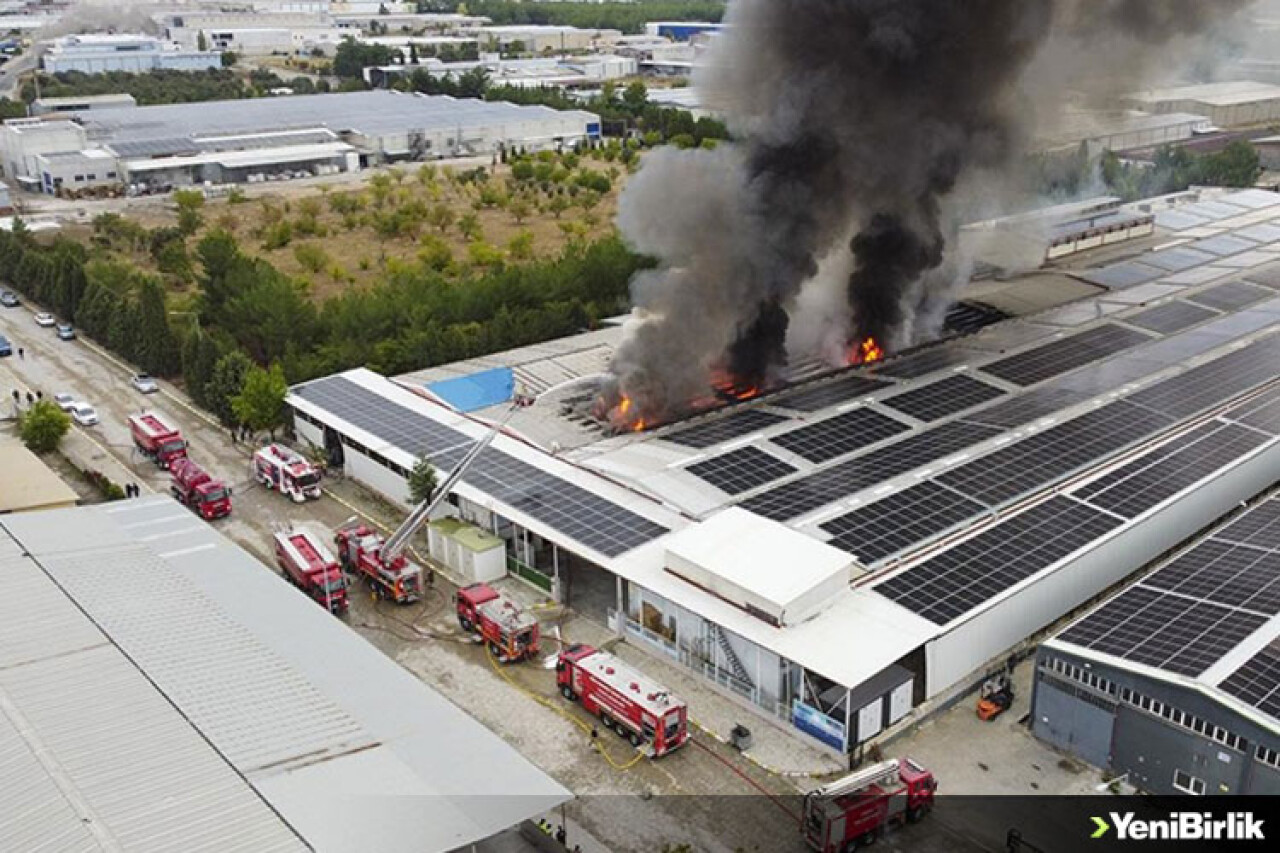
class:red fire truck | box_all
[168,457,232,520]
[334,523,424,603]
[253,443,322,502]
[801,758,937,852]
[275,528,348,614]
[128,410,187,469]
[556,644,689,757]
[456,583,540,663]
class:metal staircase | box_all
[710,624,753,689]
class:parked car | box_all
[52,392,76,411]
[0,334,10,356]
[70,402,99,426]
[0,290,18,307]
[34,312,55,327]
[56,323,75,340]
[131,373,159,394]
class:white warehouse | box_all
[41,33,221,74]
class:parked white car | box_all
[70,403,99,426]
[52,392,76,411]
[131,373,160,394]
[34,312,56,327]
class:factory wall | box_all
[925,440,1280,699]
[43,51,221,74]
[1033,649,1280,795]
[0,120,87,182]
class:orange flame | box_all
[633,418,647,432]
[619,396,633,416]
[850,336,884,365]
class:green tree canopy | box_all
[232,363,289,436]
[21,401,71,454]
[407,456,439,505]
[205,350,254,426]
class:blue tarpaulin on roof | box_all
[426,367,514,413]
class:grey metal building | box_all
[1034,497,1280,795]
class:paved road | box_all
[0,300,997,853]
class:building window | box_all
[74,175,84,182]
[86,174,96,180]
[1173,770,1205,796]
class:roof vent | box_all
[605,667,614,675]
[630,682,639,691]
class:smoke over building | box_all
[604,0,1250,426]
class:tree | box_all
[507,229,534,260]
[181,329,222,408]
[622,80,647,114]
[458,211,482,240]
[407,455,438,505]
[135,277,181,376]
[205,350,253,426]
[232,363,289,437]
[197,30,208,52]
[20,400,71,454]
[427,202,456,233]
[196,230,241,323]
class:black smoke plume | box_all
[607,0,1251,423]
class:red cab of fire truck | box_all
[333,524,423,603]
[168,457,231,519]
[274,528,348,614]
[802,758,937,852]
[556,644,688,757]
[253,443,322,502]
[128,411,187,469]
[456,583,540,663]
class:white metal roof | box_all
[0,498,568,852]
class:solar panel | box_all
[1073,422,1269,519]
[1221,189,1280,210]
[741,420,1001,521]
[1188,234,1258,257]
[980,324,1153,387]
[879,374,1006,423]
[1077,262,1164,289]
[1233,221,1280,243]
[874,345,971,380]
[1125,334,1280,420]
[1141,246,1216,272]
[1098,282,1185,305]
[1124,301,1219,335]
[1184,280,1273,312]
[961,385,1093,429]
[771,407,911,464]
[1212,499,1280,551]
[1059,587,1266,677]
[770,374,892,412]
[1219,642,1280,722]
[292,376,668,556]
[876,497,1123,625]
[939,400,1174,507]
[1155,209,1211,231]
[820,482,988,564]
[962,322,1057,353]
[662,409,790,449]
[1225,383,1280,434]
[1242,262,1280,290]
[1034,301,1127,328]
[686,445,798,495]
[1143,540,1280,616]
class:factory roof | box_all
[123,140,355,172]
[1046,494,1280,735]
[0,438,79,513]
[1129,80,1280,106]
[0,499,568,852]
[56,90,598,150]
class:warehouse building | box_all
[1037,111,1213,156]
[41,33,220,74]
[29,93,137,116]
[1033,496,1280,795]
[367,54,637,90]
[1126,81,1280,128]
[479,25,620,54]
[287,188,1280,755]
[0,90,600,192]
[0,437,78,514]
[0,497,567,851]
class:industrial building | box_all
[0,437,78,514]
[29,93,137,116]
[286,187,1280,756]
[1037,111,1213,157]
[644,21,724,41]
[0,90,600,193]
[1126,81,1280,128]
[40,33,220,74]
[0,497,567,851]
[478,25,621,54]
[367,54,637,90]
[1034,496,1280,795]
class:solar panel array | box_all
[740,420,1001,521]
[1058,497,1280,678]
[1125,334,1280,419]
[662,408,791,449]
[874,346,972,379]
[686,446,798,496]
[1124,301,1219,335]
[880,374,1006,423]
[1219,642,1280,722]
[1225,384,1280,435]
[1078,262,1164,289]
[772,407,911,464]
[876,497,1123,625]
[980,324,1153,387]
[771,375,892,412]
[938,400,1174,507]
[1185,281,1273,312]
[292,376,667,556]
[820,482,988,565]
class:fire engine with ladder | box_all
[334,416,508,606]
[801,758,937,852]
[556,643,689,757]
